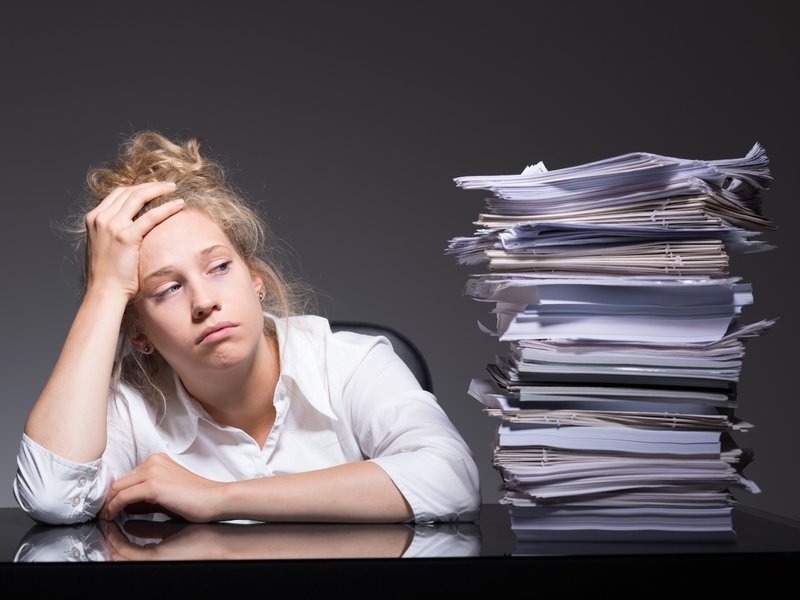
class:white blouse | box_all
[14,315,481,524]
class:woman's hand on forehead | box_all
[85,182,185,300]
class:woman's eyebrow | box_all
[198,244,230,257]
[143,246,232,282]
[143,265,176,283]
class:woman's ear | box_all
[131,332,155,355]
[252,274,266,302]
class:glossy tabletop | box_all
[3,504,799,593]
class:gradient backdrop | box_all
[2,2,798,520]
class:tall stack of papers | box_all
[448,145,776,547]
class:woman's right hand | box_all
[84,182,185,300]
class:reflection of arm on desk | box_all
[13,518,482,561]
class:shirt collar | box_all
[155,314,337,454]
[271,314,338,422]
[152,369,203,454]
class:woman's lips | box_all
[197,323,238,344]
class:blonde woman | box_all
[15,132,479,525]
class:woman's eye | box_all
[156,284,181,298]
[211,261,231,274]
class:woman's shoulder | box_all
[280,314,390,352]
[284,314,332,336]
[279,314,396,388]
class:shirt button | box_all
[71,547,81,559]
[77,476,87,488]
[71,495,81,507]
[279,384,287,396]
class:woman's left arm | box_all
[102,454,411,522]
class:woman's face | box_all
[134,209,266,381]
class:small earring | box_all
[142,344,152,354]
[258,292,264,301]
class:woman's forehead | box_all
[139,210,233,266]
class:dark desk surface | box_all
[3,504,799,592]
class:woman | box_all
[14,132,480,525]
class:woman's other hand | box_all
[101,454,225,523]
[85,182,184,300]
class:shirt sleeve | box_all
[333,333,481,523]
[13,434,110,525]
[13,392,139,525]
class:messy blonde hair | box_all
[74,131,310,404]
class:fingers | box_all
[115,182,179,223]
[102,461,153,519]
[87,186,129,220]
[103,486,160,521]
[87,182,176,227]
[87,182,184,248]
[102,478,147,521]
[101,454,187,520]
[94,197,185,254]
[125,196,185,240]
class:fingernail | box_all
[174,199,185,206]
[165,182,177,187]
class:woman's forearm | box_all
[216,461,414,523]
[25,286,129,463]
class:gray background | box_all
[2,2,798,519]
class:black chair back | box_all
[329,321,433,393]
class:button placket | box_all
[260,383,289,468]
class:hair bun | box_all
[86,131,225,204]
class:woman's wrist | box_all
[83,282,134,310]
[212,478,261,522]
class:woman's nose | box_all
[192,287,220,320]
